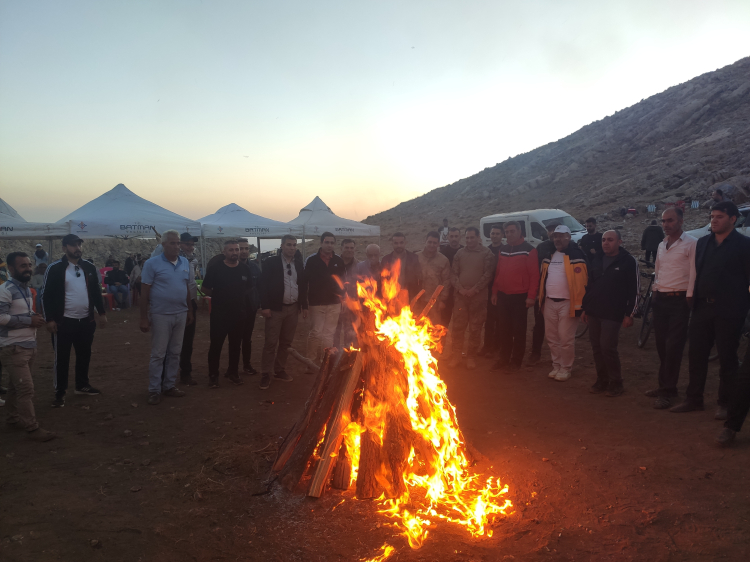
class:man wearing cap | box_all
[41,234,107,407]
[529,222,560,364]
[33,244,49,267]
[152,231,200,385]
[538,225,588,381]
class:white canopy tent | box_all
[0,197,69,240]
[199,203,298,238]
[55,183,201,239]
[286,196,380,257]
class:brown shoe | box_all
[163,387,186,398]
[27,428,57,442]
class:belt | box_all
[696,297,716,304]
[282,302,298,306]
[655,291,687,298]
[547,297,568,303]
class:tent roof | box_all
[55,183,201,239]
[0,198,25,223]
[287,196,380,237]
[199,203,297,238]
[0,197,69,239]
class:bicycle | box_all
[635,259,655,348]
[575,317,588,339]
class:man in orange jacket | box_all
[490,222,539,371]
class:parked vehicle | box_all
[479,209,587,248]
[685,204,750,239]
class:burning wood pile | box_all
[270,268,512,558]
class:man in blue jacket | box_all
[581,230,639,397]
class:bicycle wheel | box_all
[575,318,588,339]
[637,293,653,348]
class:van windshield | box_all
[542,216,586,233]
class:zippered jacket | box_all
[582,248,640,322]
[41,256,106,323]
[538,242,588,317]
[492,240,539,299]
[304,250,345,306]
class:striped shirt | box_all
[0,279,37,348]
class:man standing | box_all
[239,239,262,375]
[449,227,494,369]
[104,260,130,310]
[139,230,193,405]
[579,218,603,262]
[259,235,308,390]
[479,224,504,356]
[152,232,200,385]
[538,226,588,381]
[41,234,107,407]
[641,220,664,263]
[438,218,450,248]
[33,244,49,267]
[581,230,639,396]
[440,227,463,327]
[202,239,254,388]
[0,252,56,441]
[381,233,422,301]
[355,244,382,288]
[672,202,750,418]
[416,232,451,326]
[645,208,697,409]
[529,222,560,364]
[334,239,360,347]
[490,222,539,371]
[305,232,345,366]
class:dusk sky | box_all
[2,0,749,223]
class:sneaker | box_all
[548,366,560,379]
[670,401,704,413]
[466,357,477,370]
[180,377,198,386]
[491,360,508,372]
[75,386,100,396]
[274,371,293,383]
[644,388,660,398]
[554,370,571,382]
[224,372,244,386]
[148,392,161,405]
[653,396,672,409]
[606,386,625,397]
[208,377,219,389]
[716,427,736,447]
[715,407,728,421]
[27,428,57,442]
[259,373,271,390]
[243,365,258,376]
[163,387,186,398]
[51,396,65,408]
[589,382,607,394]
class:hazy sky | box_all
[2,0,749,223]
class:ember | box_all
[271,262,513,559]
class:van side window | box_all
[531,222,547,240]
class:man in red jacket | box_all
[490,222,539,371]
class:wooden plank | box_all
[417,285,444,320]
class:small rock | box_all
[123,430,133,437]
[104,413,114,420]
[130,486,142,493]
[90,539,102,549]
[542,458,549,462]
[639,466,647,471]
[581,447,587,450]
[141,459,151,466]
[131,403,138,408]
[11,535,23,541]
[125,342,131,345]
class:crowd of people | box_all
[2,200,750,447]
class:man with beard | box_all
[478,224,504,356]
[0,252,56,440]
[439,227,463,327]
[381,232,422,301]
[416,231,451,326]
[33,244,49,267]
[104,260,130,310]
[579,218,603,262]
[334,238,360,347]
[238,239,262,375]
[41,234,107,407]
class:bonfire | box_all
[271,263,513,560]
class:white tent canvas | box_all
[200,203,297,238]
[286,196,380,238]
[0,197,69,239]
[55,184,201,239]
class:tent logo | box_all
[217,227,224,233]
[244,227,270,234]
[0,226,13,232]
[335,227,355,232]
[77,221,87,230]
[120,224,156,231]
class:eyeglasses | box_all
[75,265,81,278]
[286,263,292,276]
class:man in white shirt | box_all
[646,207,697,409]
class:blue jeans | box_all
[149,312,187,393]
[108,285,129,306]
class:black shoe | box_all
[75,386,100,396]
[208,377,219,389]
[180,377,198,386]
[243,365,258,376]
[477,347,490,357]
[224,372,244,386]
[274,371,293,383]
[653,397,672,409]
[51,396,65,408]
[527,354,541,366]
[670,401,704,413]
[715,407,728,421]
[606,386,625,397]
[148,392,161,405]
[589,382,607,394]
[259,373,271,390]
[644,388,660,398]
[506,363,522,373]
[716,427,736,447]
[491,360,508,372]
[0,386,7,395]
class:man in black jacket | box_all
[239,239,262,376]
[579,217,603,262]
[104,260,130,309]
[259,235,308,390]
[304,232,345,367]
[581,230,639,396]
[381,232,422,301]
[41,234,107,407]
[672,202,750,419]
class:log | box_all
[286,346,321,372]
[272,348,337,472]
[308,352,364,497]
[278,350,354,491]
[331,441,352,490]
[417,285,444,320]
[409,289,425,309]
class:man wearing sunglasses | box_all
[40,234,107,408]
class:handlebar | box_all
[639,259,655,268]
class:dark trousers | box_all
[495,292,528,366]
[588,315,623,387]
[53,316,97,395]
[645,250,656,263]
[531,300,545,356]
[208,313,243,378]
[482,294,500,352]
[179,300,199,377]
[441,289,455,327]
[726,343,750,432]
[241,309,258,369]
[687,302,744,406]
[652,294,690,396]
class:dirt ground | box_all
[1,302,749,562]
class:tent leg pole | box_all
[256,237,261,266]
[302,227,306,261]
[201,235,207,276]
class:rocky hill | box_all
[363,56,750,253]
